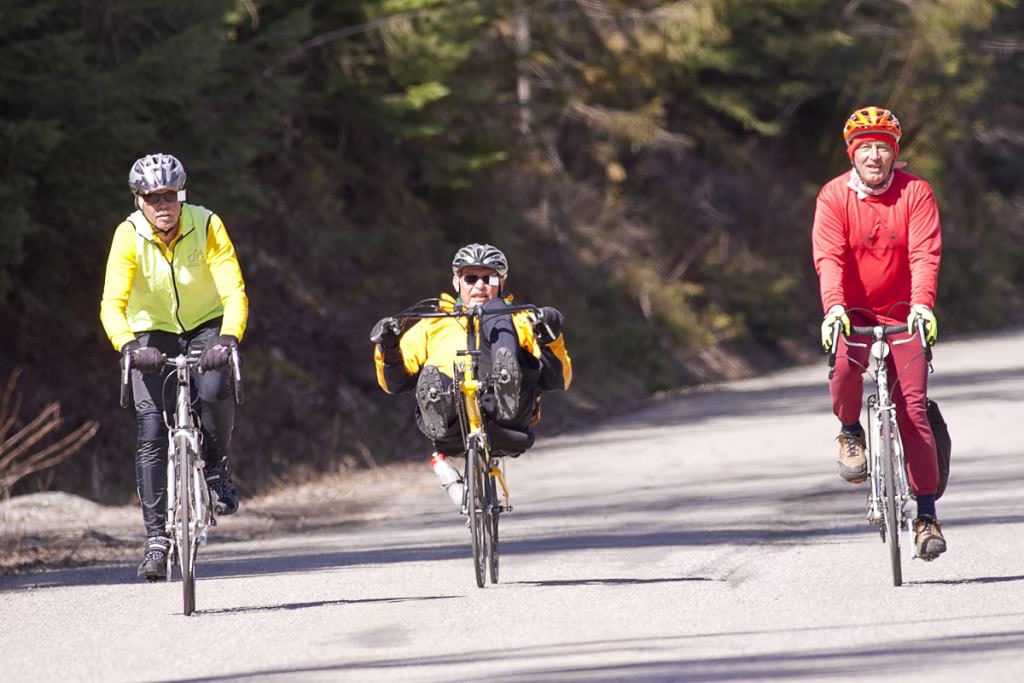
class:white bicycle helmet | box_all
[129,154,187,196]
[451,243,509,277]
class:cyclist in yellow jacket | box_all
[372,243,571,505]
[100,153,248,580]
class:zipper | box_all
[145,227,194,332]
[167,228,194,331]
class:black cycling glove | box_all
[200,335,238,372]
[370,317,402,348]
[124,341,163,375]
[534,306,564,345]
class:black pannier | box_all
[927,399,951,500]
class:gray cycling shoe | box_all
[491,347,521,421]
[416,365,450,439]
[137,536,170,581]
[837,430,867,483]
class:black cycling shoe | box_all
[416,365,450,439]
[137,536,170,581]
[206,466,240,516]
[491,347,521,421]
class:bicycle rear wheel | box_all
[178,438,196,614]
[485,469,499,584]
[880,415,902,586]
[467,444,487,588]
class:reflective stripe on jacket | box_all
[374,293,572,394]
[100,204,248,351]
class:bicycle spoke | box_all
[467,446,486,588]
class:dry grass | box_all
[1,369,99,496]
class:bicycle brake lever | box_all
[230,346,242,383]
[914,319,935,372]
[826,322,840,379]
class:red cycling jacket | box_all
[812,168,942,324]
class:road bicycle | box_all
[394,300,549,588]
[122,347,244,614]
[827,311,930,586]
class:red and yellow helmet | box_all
[842,106,902,144]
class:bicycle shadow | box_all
[198,593,458,616]
[908,574,1024,587]
[510,577,716,588]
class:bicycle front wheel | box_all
[485,469,499,584]
[177,438,196,614]
[467,445,487,588]
[880,415,902,587]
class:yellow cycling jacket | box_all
[100,204,248,351]
[374,293,572,395]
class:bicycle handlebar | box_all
[120,350,245,408]
[392,301,555,344]
[825,317,931,380]
[849,323,908,336]
[394,302,543,320]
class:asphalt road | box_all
[3,330,1024,682]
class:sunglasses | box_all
[142,192,180,205]
[462,273,501,287]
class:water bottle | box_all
[431,452,464,506]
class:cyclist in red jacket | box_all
[812,106,946,560]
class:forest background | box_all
[2,0,1022,502]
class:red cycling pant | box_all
[830,333,939,495]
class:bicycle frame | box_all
[853,331,913,538]
[453,346,512,515]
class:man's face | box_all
[140,191,182,234]
[852,140,895,187]
[453,266,502,307]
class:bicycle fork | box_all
[865,398,914,541]
[466,432,513,515]
[489,459,513,513]
[165,430,209,548]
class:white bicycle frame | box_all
[163,355,212,580]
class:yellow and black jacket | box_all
[374,293,572,396]
[100,204,248,351]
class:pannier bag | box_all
[926,398,951,500]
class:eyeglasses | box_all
[142,192,180,205]
[461,273,500,287]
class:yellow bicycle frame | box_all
[456,325,511,509]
